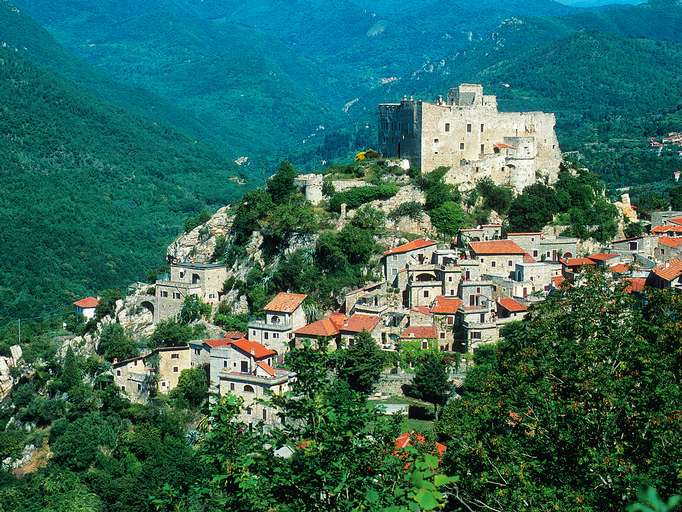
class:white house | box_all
[73,296,99,319]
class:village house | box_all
[646,259,682,290]
[399,325,439,351]
[655,237,682,262]
[73,296,99,319]
[456,280,498,351]
[468,240,531,278]
[651,225,682,238]
[344,282,388,316]
[512,261,563,299]
[430,296,463,351]
[338,314,383,347]
[609,235,658,261]
[154,262,228,322]
[457,224,502,246]
[113,346,191,404]
[209,338,292,426]
[293,312,347,349]
[383,239,438,285]
[496,297,529,322]
[248,292,307,357]
[587,252,621,268]
[650,211,682,228]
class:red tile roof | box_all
[652,225,682,234]
[493,143,513,149]
[256,361,277,377]
[430,296,463,314]
[340,314,381,333]
[224,331,246,340]
[625,277,646,294]
[523,253,536,263]
[231,338,277,360]
[552,275,566,288]
[668,216,682,226]
[400,325,438,339]
[295,318,340,338]
[659,237,682,249]
[562,257,597,268]
[73,296,99,308]
[507,232,542,236]
[384,239,437,256]
[651,259,682,281]
[469,240,526,255]
[264,292,307,313]
[329,312,348,329]
[411,305,432,315]
[587,253,619,262]
[204,338,232,348]
[395,433,446,457]
[497,297,528,313]
[608,263,630,274]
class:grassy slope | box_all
[0,48,244,319]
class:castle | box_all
[378,84,562,192]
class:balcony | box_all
[248,319,293,332]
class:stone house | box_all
[496,297,528,321]
[468,240,531,278]
[650,211,682,228]
[610,235,658,260]
[538,237,578,262]
[513,261,563,299]
[655,237,682,262]
[399,325,439,351]
[383,239,438,285]
[154,262,228,322]
[338,314,382,347]
[645,259,682,290]
[344,282,388,315]
[113,346,191,404]
[651,225,682,238]
[73,297,99,319]
[587,252,621,268]
[209,338,293,427]
[248,292,307,357]
[457,224,502,246]
[430,296,463,351]
[456,280,498,351]
[293,312,347,349]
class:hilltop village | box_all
[32,85,682,427]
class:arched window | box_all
[243,385,255,393]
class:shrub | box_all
[179,295,212,324]
[351,205,386,232]
[184,209,211,233]
[389,201,424,221]
[267,160,299,204]
[329,184,399,212]
[98,324,139,362]
[429,201,467,237]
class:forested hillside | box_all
[0,48,243,319]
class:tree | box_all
[267,160,298,204]
[51,412,117,470]
[351,204,386,233]
[338,225,376,265]
[437,273,682,511]
[172,368,208,407]
[98,323,138,361]
[61,347,82,392]
[337,330,386,394]
[178,295,211,324]
[476,177,513,215]
[625,221,645,239]
[669,185,682,211]
[429,201,466,237]
[405,353,451,419]
[508,183,560,232]
[150,319,198,347]
[95,289,122,320]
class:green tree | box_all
[429,201,466,237]
[405,353,451,419]
[267,160,298,204]
[508,183,560,232]
[98,323,138,362]
[178,295,211,324]
[95,289,122,320]
[337,330,386,394]
[150,319,198,347]
[51,412,117,470]
[669,185,682,211]
[351,204,386,233]
[338,225,376,265]
[61,347,82,392]
[171,368,208,407]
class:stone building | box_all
[113,346,191,403]
[468,240,532,278]
[154,262,228,322]
[383,239,438,284]
[247,292,307,357]
[378,84,562,192]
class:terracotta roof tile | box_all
[295,318,340,338]
[552,275,566,287]
[468,240,526,255]
[384,239,437,256]
[430,296,463,314]
[395,432,446,457]
[562,257,597,267]
[523,253,536,263]
[497,297,528,313]
[223,331,246,340]
[341,314,381,333]
[256,361,277,377]
[400,325,438,339]
[625,277,646,293]
[73,297,99,308]
[264,292,307,313]
[652,225,682,234]
[231,338,277,359]
[659,237,682,249]
[668,216,682,226]
[411,305,432,315]
[651,259,682,281]
[204,338,232,348]
[608,263,630,274]
[587,253,619,262]
[329,312,348,329]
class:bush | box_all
[267,160,299,204]
[95,289,123,320]
[389,201,424,221]
[429,201,467,237]
[329,184,399,212]
[350,205,386,232]
[151,319,200,348]
[98,324,139,362]
[179,295,212,324]
[184,209,211,233]
[475,177,513,215]
[171,368,208,407]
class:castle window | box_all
[445,123,450,132]
[434,138,439,144]
[508,260,513,267]
[472,332,481,340]
[481,144,485,154]
[116,370,121,376]
[173,366,179,373]
[467,123,472,133]
[230,383,235,391]
[161,291,168,298]
[171,354,179,359]
[223,360,227,368]
[137,384,141,391]
[423,290,429,298]
[480,314,485,323]
[460,143,465,150]
[481,124,485,132]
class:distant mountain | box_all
[0,38,244,319]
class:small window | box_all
[447,316,454,325]
[241,361,249,373]
[392,268,398,276]
[533,250,538,257]
[480,144,485,154]
[137,384,141,391]
[173,366,179,373]
[472,332,481,340]
[116,370,121,376]
[423,290,429,298]
[480,124,485,133]
[629,241,638,251]
[491,261,496,268]
[273,333,279,339]
[161,291,168,298]
[460,143,465,150]
[121,385,125,391]
[173,292,181,299]
[467,123,472,133]
[262,409,267,421]
[223,360,227,368]
[264,332,269,340]
[392,254,398,260]
[439,332,445,339]
[421,340,429,350]
[246,407,252,415]
[434,138,439,144]
[508,260,513,267]
[445,123,450,132]
[171,354,179,359]
[252,330,256,336]
[161,382,166,387]
[480,313,485,323]
[230,383,235,391]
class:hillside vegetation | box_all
[0,48,243,319]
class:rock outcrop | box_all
[167,206,234,264]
